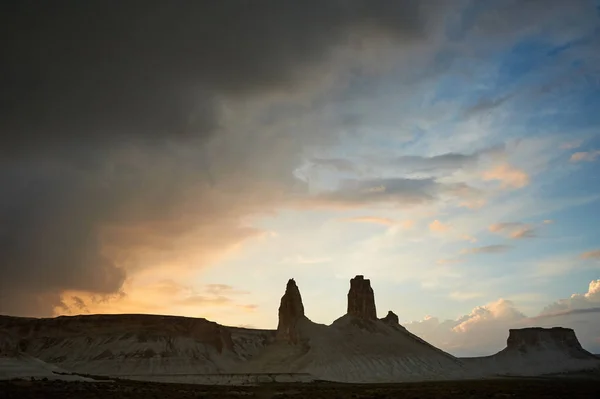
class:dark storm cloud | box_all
[452,0,597,48]
[1,0,425,156]
[0,1,431,316]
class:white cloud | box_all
[405,298,527,356]
[540,280,600,315]
[405,280,600,356]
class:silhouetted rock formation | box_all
[505,327,593,358]
[276,279,305,344]
[463,326,600,376]
[381,310,399,325]
[3,279,599,382]
[347,275,377,320]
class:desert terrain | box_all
[1,276,599,398]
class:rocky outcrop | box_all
[505,327,594,358]
[381,311,399,325]
[347,275,377,320]
[276,279,305,344]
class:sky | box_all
[1,0,600,356]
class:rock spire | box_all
[347,275,377,320]
[276,278,305,344]
[381,310,399,325]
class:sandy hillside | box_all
[237,278,469,382]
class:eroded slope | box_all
[0,314,274,376]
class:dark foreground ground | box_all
[2,377,600,399]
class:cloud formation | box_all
[58,279,257,319]
[406,280,600,356]
[390,145,505,174]
[489,222,536,239]
[570,150,600,162]
[353,145,506,180]
[482,164,530,189]
[2,1,428,153]
[540,280,600,315]
[0,1,435,316]
[406,299,526,355]
[300,178,476,209]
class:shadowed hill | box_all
[0,314,274,376]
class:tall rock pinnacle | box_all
[347,275,377,320]
[276,278,305,344]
